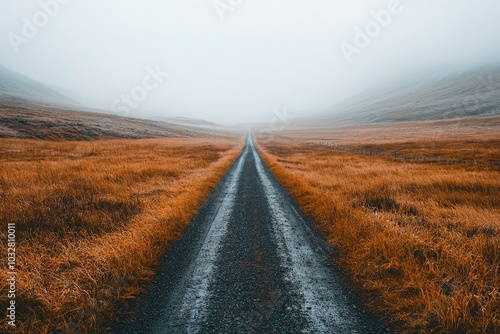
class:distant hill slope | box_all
[0,99,236,140]
[159,116,216,127]
[0,65,80,109]
[305,66,500,128]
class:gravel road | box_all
[113,132,388,334]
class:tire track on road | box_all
[158,137,250,333]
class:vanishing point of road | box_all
[114,132,388,334]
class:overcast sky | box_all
[1,0,500,124]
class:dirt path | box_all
[113,132,388,333]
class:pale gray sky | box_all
[1,0,500,124]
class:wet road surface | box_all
[114,132,388,333]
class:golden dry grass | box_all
[0,137,243,333]
[256,132,499,333]
[274,116,500,166]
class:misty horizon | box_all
[1,0,500,125]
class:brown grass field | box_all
[0,136,243,333]
[256,119,499,333]
[277,116,500,166]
